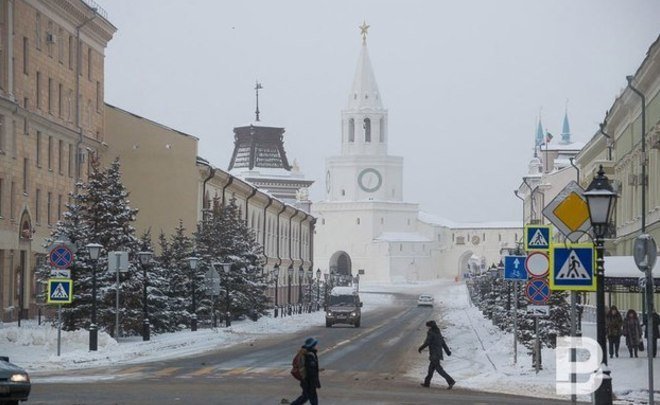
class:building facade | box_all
[0,0,115,321]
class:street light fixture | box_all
[185,255,199,331]
[86,242,103,351]
[137,251,153,341]
[584,165,617,405]
[273,265,280,312]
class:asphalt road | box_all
[28,291,574,404]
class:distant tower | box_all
[560,109,571,144]
[228,83,314,206]
[534,118,544,156]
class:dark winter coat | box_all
[302,348,321,389]
[642,312,660,339]
[605,310,623,338]
[623,313,643,347]
[419,326,451,361]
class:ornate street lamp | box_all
[185,255,199,331]
[584,165,617,405]
[86,242,103,351]
[273,264,280,306]
[137,251,153,341]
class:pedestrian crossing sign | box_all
[524,225,551,251]
[549,243,596,291]
[47,278,73,304]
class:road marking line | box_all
[154,367,180,377]
[223,367,252,376]
[119,366,148,374]
[189,366,216,376]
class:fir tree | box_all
[164,221,195,330]
[137,230,171,334]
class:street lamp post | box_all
[137,251,153,341]
[186,256,199,331]
[323,273,329,310]
[221,262,231,327]
[273,265,280,317]
[584,165,617,405]
[307,269,313,313]
[86,243,103,351]
[316,269,321,311]
[287,266,293,315]
[298,266,304,306]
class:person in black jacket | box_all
[291,337,321,405]
[418,320,455,389]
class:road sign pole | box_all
[513,281,518,365]
[570,291,577,404]
[646,268,655,405]
[57,305,62,356]
[115,253,120,340]
[535,317,541,373]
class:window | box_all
[57,194,62,220]
[22,158,28,193]
[68,35,74,69]
[0,115,4,152]
[87,47,92,80]
[36,72,41,109]
[456,236,465,245]
[96,81,101,112]
[380,217,384,224]
[341,189,345,196]
[356,218,360,225]
[58,83,62,117]
[483,233,486,242]
[498,233,502,242]
[47,20,53,57]
[47,192,52,225]
[348,118,355,142]
[58,140,63,174]
[36,131,41,166]
[22,37,29,74]
[47,136,52,170]
[0,178,3,217]
[364,118,371,142]
[379,117,385,142]
[48,78,53,113]
[407,219,411,226]
[10,181,15,219]
[58,28,64,63]
[35,188,40,223]
[68,144,73,177]
[11,120,16,157]
[35,13,41,50]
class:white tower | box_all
[325,24,404,203]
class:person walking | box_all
[418,320,455,389]
[290,337,321,405]
[605,305,623,358]
[622,309,643,358]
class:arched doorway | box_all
[457,250,474,278]
[329,251,352,285]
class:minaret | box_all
[341,21,388,156]
[534,118,544,157]
[560,109,571,144]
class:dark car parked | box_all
[0,356,30,405]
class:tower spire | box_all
[347,22,382,110]
[561,100,571,144]
[359,20,370,43]
[255,81,263,122]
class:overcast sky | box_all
[101,0,660,222]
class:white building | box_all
[313,28,521,283]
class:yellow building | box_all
[0,0,115,322]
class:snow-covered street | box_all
[3,279,659,404]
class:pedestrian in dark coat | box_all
[291,337,321,405]
[642,310,660,357]
[605,305,623,358]
[622,309,642,358]
[418,320,455,389]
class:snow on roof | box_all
[230,167,304,178]
[418,212,521,230]
[605,256,660,278]
[330,286,358,296]
[541,141,585,152]
[375,232,432,242]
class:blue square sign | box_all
[525,225,551,251]
[504,255,528,281]
[550,244,595,291]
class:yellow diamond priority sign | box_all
[542,181,591,243]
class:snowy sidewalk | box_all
[406,282,660,404]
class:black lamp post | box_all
[86,242,102,351]
[298,266,304,305]
[287,265,293,305]
[137,251,153,341]
[273,265,280,310]
[316,269,321,311]
[186,255,199,331]
[584,165,617,405]
[306,269,313,312]
[323,273,329,309]
[221,262,232,327]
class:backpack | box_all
[290,349,306,381]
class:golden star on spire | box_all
[359,20,370,43]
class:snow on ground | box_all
[2,279,658,404]
[403,280,660,404]
[1,292,392,375]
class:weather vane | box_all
[255,81,263,122]
[359,20,370,43]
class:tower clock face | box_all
[325,170,331,193]
[358,168,382,192]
